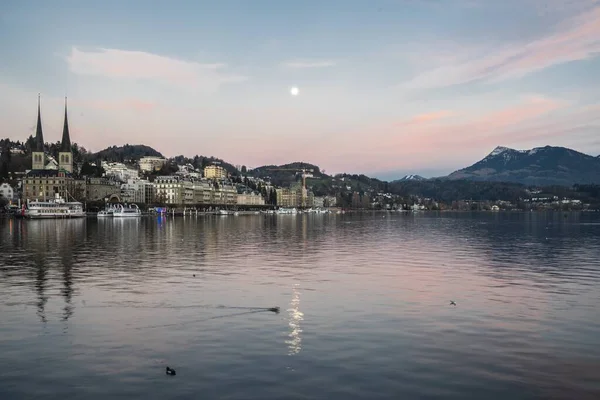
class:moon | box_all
[290,86,299,96]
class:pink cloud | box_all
[392,97,565,156]
[85,99,157,112]
[403,5,600,89]
[66,47,247,92]
[406,110,455,124]
[307,96,585,173]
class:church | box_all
[22,96,85,201]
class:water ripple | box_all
[1,213,600,399]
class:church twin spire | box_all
[33,95,72,172]
[34,95,71,152]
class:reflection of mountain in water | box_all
[426,212,600,281]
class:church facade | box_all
[22,96,84,201]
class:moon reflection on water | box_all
[286,284,303,356]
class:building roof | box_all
[25,169,73,178]
[34,94,44,152]
[60,97,72,152]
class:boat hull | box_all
[25,213,86,219]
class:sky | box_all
[0,0,599,179]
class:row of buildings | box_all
[2,98,247,207]
[3,97,332,208]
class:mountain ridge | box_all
[447,145,600,186]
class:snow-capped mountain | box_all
[399,174,426,181]
[447,146,600,186]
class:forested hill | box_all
[90,144,163,162]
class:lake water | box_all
[1,212,600,399]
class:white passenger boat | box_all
[97,204,119,217]
[24,193,85,219]
[97,210,112,217]
[276,207,298,214]
[112,203,142,218]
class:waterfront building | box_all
[313,196,325,208]
[120,179,155,203]
[237,192,265,206]
[22,96,84,201]
[276,184,314,208]
[190,180,213,204]
[276,188,297,207]
[214,181,237,205]
[154,175,183,204]
[182,180,194,204]
[85,177,119,201]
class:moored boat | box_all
[112,203,142,218]
[24,193,85,219]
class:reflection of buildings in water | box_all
[33,254,48,324]
[25,219,85,251]
[23,219,85,324]
[111,218,141,246]
[286,285,304,356]
[60,250,74,322]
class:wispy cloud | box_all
[402,5,600,89]
[281,59,336,69]
[406,110,455,124]
[66,47,247,92]
[311,95,585,173]
[86,98,157,112]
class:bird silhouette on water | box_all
[166,367,176,376]
[449,301,456,306]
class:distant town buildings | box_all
[139,156,166,172]
[121,179,155,204]
[102,161,139,181]
[176,164,201,179]
[4,98,387,210]
[204,164,227,180]
[85,177,120,202]
[237,192,265,206]
[0,183,15,202]
[276,185,314,208]
[154,176,182,204]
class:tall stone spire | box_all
[60,97,71,152]
[58,96,73,174]
[31,94,46,170]
[35,93,44,152]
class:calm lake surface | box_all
[1,212,600,399]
